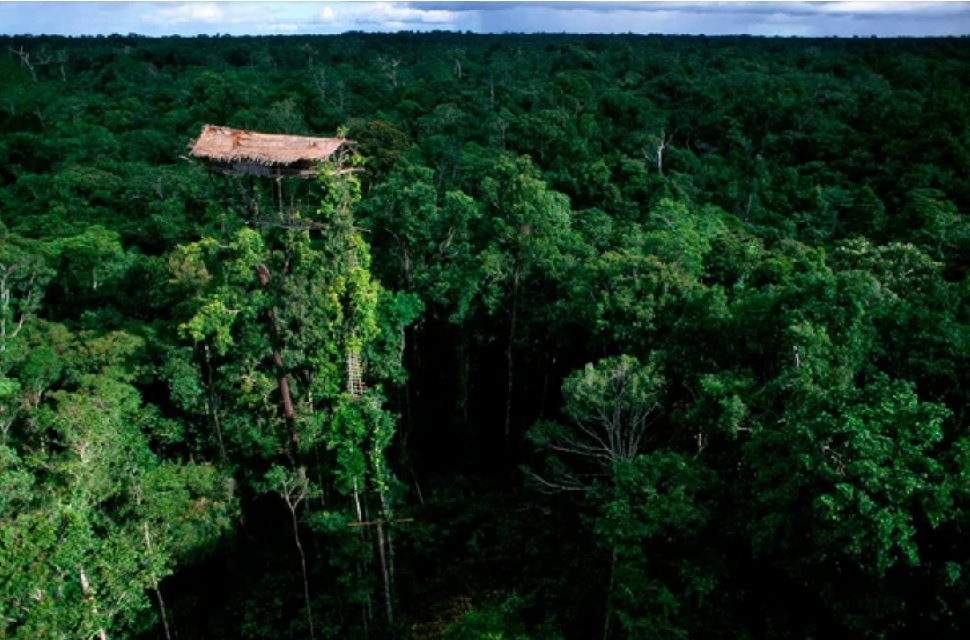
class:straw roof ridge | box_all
[190,124,348,166]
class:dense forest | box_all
[1,31,970,639]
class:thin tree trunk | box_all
[276,169,283,214]
[402,323,415,447]
[353,479,363,525]
[202,342,227,466]
[287,498,315,640]
[411,469,425,506]
[656,131,667,176]
[154,587,172,640]
[353,479,374,632]
[504,267,520,462]
[356,561,372,639]
[603,546,617,640]
[376,520,393,624]
[380,492,397,607]
[143,522,172,640]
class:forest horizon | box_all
[4,1,969,39]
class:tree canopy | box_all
[1,31,969,640]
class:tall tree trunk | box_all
[357,559,372,640]
[154,587,172,640]
[255,264,299,451]
[376,520,393,624]
[293,510,314,640]
[603,545,617,640]
[379,492,397,622]
[284,489,315,640]
[504,267,521,463]
[143,522,173,640]
[353,479,374,634]
[202,342,228,466]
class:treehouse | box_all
[189,124,355,218]
[189,124,351,178]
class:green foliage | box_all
[360,157,481,322]
[477,153,575,317]
[0,340,234,639]
[0,232,52,364]
[445,592,562,640]
[593,453,719,640]
[527,354,665,491]
[747,376,949,577]
[3,31,970,640]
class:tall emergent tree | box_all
[171,159,419,636]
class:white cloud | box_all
[813,1,962,15]
[142,3,222,26]
[142,2,274,27]
[318,2,463,30]
[416,0,969,20]
[1,0,966,38]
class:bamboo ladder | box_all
[346,349,366,398]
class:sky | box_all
[1,1,968,38]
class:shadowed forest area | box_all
[2,31,970,639]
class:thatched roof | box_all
[189,124,348,167]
